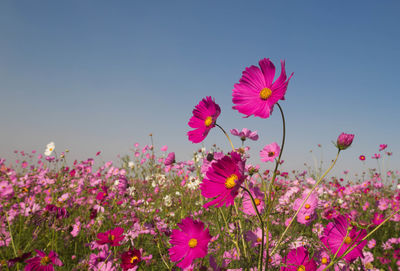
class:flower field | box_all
[1,58,399,270]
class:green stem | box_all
[271,150,340,257]
[5,212,17,257]
[241,186,264,270]
[265,103,286,269]
[215,124,235,151]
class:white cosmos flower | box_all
[44,142,55,156]
[128,161,134,169]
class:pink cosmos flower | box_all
[169,217,212,269]
[232,58,293,118]
[188,96,221,143]
[336,133,354,151]
[359,155,366,161]
[321,215,367,262]
[230,128,259,141]
[25,250,63,271]
[379,144,388,151]
[161,145,168,151]
[164,152,175,166]
[372,213,385,225]
[281,246,317,271]
[96,227,125,247]
[242,185,265,215]
[200,152,245,208]
[372,153,381,159]
[260,142,280,163]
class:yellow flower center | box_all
[305,204,310,209]
[49,148,53,151]
[305,215,310,220]
[321,257,328,264]
[130,256,139,263]
[40,256,50,265]
[109,234,115,241]
[260,87,272,100]
[254,198,261,206]
[344,236,352,244]
[268,151,275,157]
[297,265,306,271]
[256,237,262,243]
[188,238,198,248]
[225,174,238,189]
[204,116,213,127]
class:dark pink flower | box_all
[379,144,387,151]
[25,250,62,271]
[200,152,245,208]
[372,153,381,159]
[372,213,385,226]
[336,133,354,151]
[120,248,141,271]
[169,217,212,268]
[321,215,367,262]
[188,96,221,143]
[232,58,293,119]
[96,227,125,247]
[281,246,316,271]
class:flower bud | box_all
[336,133,354,150]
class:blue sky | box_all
[1,1,399,177]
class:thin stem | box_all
[241,186,264,270]
[271,150,341,257]
[215,124,235,151]
[5,212,17,257]
[264,103,286,269]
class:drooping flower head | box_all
[188,96,221,143]
[200,152,245,208]
[96,227,125,247]
[232,58,293,118]
[120,248,141,271]
[230,128,259,141]
[25,250,63,271]
[260,142,280,163]
[169,217,212,269]
[336,133,354,151]
[321,215,367,262]
[281,246,317,271]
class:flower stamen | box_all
[204,116,213,127]
[260,87,272,100]
[188,238,198,248]
[225,174,238,189]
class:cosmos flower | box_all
[232,58,293,119]
[164,152,175,166]
[336,133,354,151]
[25,250,62,271]
[200,152,245,208]
[120,248,141,271]
[372,153,381,159]
[359,155,366,161]
[169,217,212,269]
[321,215,367,262]
[96,227,125,247]
[260,142,280,163]
[44,142,55,156]
[281,246,317,271]
[242,184,265,215]
[379,144,388,151]
[230,128,259,141]
[187,96,221,143]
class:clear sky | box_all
[1,0,399,177]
